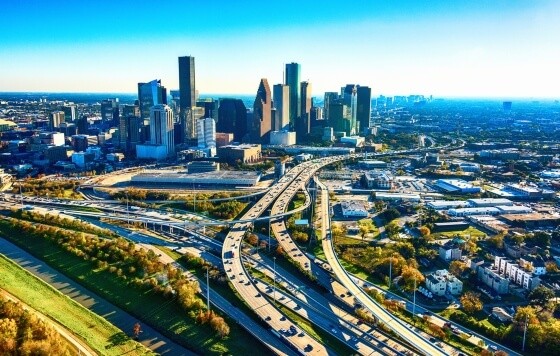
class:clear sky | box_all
[1,0,558,98]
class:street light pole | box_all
[206,266,210,311]
[273,257,277,304]
[389,256,393,289]
[413,277,417,316]
[268,217,271,252]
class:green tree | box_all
[460,291,483,314]
[449,260,467,277]
[528,286,555,311]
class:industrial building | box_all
[131,170,261,187]
[434,179,481,194]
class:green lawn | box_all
[432,226,487,239]
[0,229,266,355]
[0,254,151,356]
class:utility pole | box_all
[389,256,393,289]
[206,266,210,311]
[268,217,271,252]
[126,192,130,225]
[413,277,417,316]
[273,257,277,304]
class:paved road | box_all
[0,237,195,356]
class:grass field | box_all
[0,254,150,356]
[432,226,487,239]
[0,228,267,355]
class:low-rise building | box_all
[478,264,510,295]
[363,170,394,189]
[340,201,369,218]
[439,240,463,261]
[217,144,261,164]
[425,270,463,296]
[434,179,482,194]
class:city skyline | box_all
[1,0,559,98]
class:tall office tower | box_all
[61,104,77,121]
[285,62,301,129]
[310,106,324,129]
[342,84,358,135]
[356,86,372,134]
[329,101,352,136]
[149,105,175,157]
[122,104,140,118]
[138,80,167,121]
[100,98,119,127]
[197,117,216,148]
[179,56,196,143]
[217,98,247,142]
[50,111,65,130]
[323,92,339,121]
[76,115,89,134]
[251,79,272,143]
[296,81,312,140]
[272,84,290,131]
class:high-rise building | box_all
[197,117,216,149]
[323,92,339,121]
[251,79,272,143]
[138,80,167,121]
[149,104,175,157]
[356,86,372,134]
[179,56,196,143]
[179,56,196,110]
[50,111,65,130]
[217,98,247,142]
[100,98,119,127]
[285,62,301,129]
[342,85,358,135]
[61,104,77,122]
[75,115,89,135]
[272,84,290,131]
[122,104,140,118]
[196,98,218,122]
[296,81,312,140]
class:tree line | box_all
[0,217,230,339]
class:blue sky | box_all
[1,0,558,97]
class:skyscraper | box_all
[138,80,167,121]
[61,104,77,122]
[296,81,312,140]
[356,86,372,134]
[342,84,358,135]
[251,79,272,143]
[179,56,196,109]
[197,117,216,149]
[50,111,65,130]
[285,62,301,130]
[272,84,289,131]
[149,104,175,157]
[323,92,339,122]
[217,98,247,142]
[179,56,196,143]
[100,98,119,127]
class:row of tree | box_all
[0,218,230,338]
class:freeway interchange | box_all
[2,143,517,356]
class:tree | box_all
[528,286,555,311]
[385,221,401,239]
[400,265,424,292]
[418,226,431,237]
[449,260,467,277]
[460,291,483,314]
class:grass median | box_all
[0,253,151,356]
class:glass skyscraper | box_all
[285,62,301,130]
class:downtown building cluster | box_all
[117,57,373,161]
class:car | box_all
[489,345,498,351]
[429,337,436,343]
[265,316,271,321]
[305,344,313,352]
[280,316,286,321]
